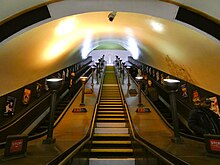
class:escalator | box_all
[48,66,189,165]
[89,66,134,163]
[28,93,70,137]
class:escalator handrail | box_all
[0,93,51,132]
[117,66,190,165]
[124,65,204,142]
[47,65,106,165]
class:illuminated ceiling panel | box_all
[0,12,220,96]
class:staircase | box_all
[89,66,135,165]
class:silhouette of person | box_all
[188,97,220,137]
[146,80,158,104]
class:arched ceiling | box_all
[0,11,220,97]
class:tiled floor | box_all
[1,71,220,165]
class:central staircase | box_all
[89,66,135,165]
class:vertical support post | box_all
[136,77,143,107]
[80,77,88,106]
[43,78,62,144]
[164,79,183,144]
[169,91,182,143]
[80,81,85,106]
[46,90,56,143]
[96,62,99,84]
[91,66,94,92]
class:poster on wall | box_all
[152,69,155,78]
[181,84,188,98]
[192,90,200,104]
[44,79,49,91]
[160,73,164,84]
[155,71,159,81]
[66,68,69,78]
[4,96,16,116]
[36,83,42,98]
[149,67,152,75]
[62,70,66,81]
[209,96,220,116]
[57,72,61,78]
[22,88,31,105]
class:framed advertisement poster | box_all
[152,69,155,78]
[36,83,42,98]
[62,70,66,81]
[181,84,188,98]
[4,96,16,116]
[156,71,160,81]
[209,96,220,116]
[22,88,31,105]
[160,73,164,85]
[193,90,200,105]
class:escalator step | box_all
[94,127,129,134]
[92,141,131,144]
[93,133,130,137]
[96,122,127,128]
[96,118,126,121]
[91,148,133,153]
[97,111,125,114]
[97,114,126,117]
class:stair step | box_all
[100,102,122,104]
[99,105,124,107]
[89,158,135,165]
[102,84,118,86]
[97,114,126,117]
[98,107,124,110]
[100,99,122,102]
[97,111,125,114]
[96,118,126,121]
[93,133,130,137]
[91,149,133,153]
[94,128,129,134]
[92,141,131,144]
[96,122,127,128]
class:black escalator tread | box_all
[28,94,70,136]
[154,100,193,135]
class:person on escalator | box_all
[188,97,220,137]
[146,79,158,104]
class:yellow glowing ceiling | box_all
[0,12,220,96]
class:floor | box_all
[0,70,220,165]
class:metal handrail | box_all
[125,64,204,142]
[51,65,106,165]
[0,93,51,132]
[116,66,189,165]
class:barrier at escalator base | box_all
[204,134,220,157]
[1,134,28,161]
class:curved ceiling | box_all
[0,11,220,97]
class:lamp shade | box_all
[46,78,63,90]
[80,76,88,82]
[164,79,180,92]
[135,76,143,82]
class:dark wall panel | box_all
[176,7,220,40]
[0,5,51,42]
